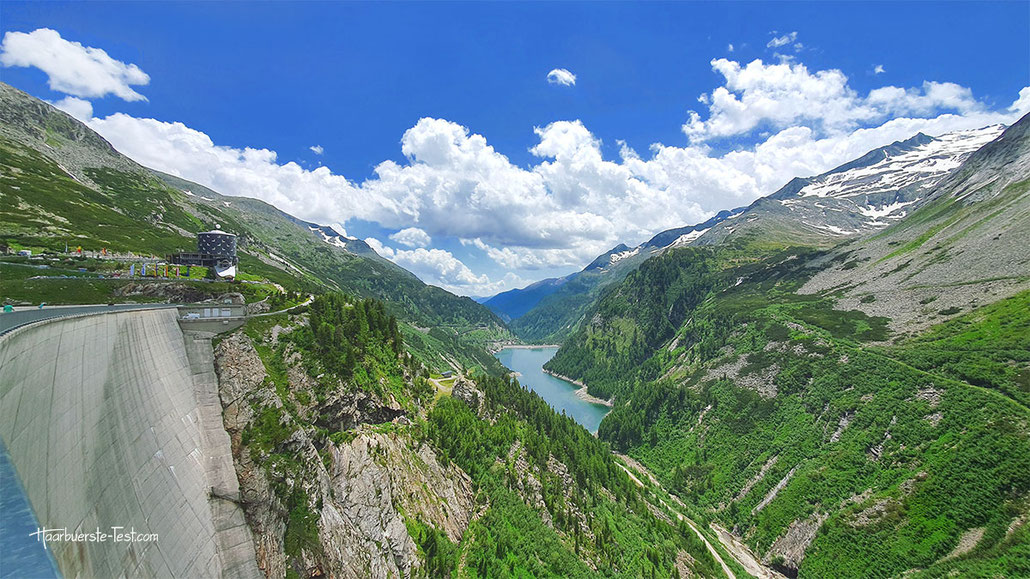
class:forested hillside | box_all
[216,293,725,577]
[544,117,1030,576]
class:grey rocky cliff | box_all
[763,512,828,574]
[214,330,476,578]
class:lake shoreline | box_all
[542,369,614,407]
[494,346,611,433]
[489,343,561,353]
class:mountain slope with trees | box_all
[0,81,509,373]
[544,115,1030,576]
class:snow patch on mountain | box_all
[807,223,859,235]
[858,199,917,220]
[671,228,709,246]
[797,125,1004,200]
[310,225,356,249]
[609,247,640,264]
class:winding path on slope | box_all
[614,454,786,579]
[613,457,737,579]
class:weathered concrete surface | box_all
[182,331,261,579]
[0,309,259,578]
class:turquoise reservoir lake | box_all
[494,346,610,434]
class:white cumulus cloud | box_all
[0,28,150,101]
[309,145,324,155]
[874,64,886,75]
[50,96,94,122]
[682,58,996,143]
[389,227,432,248]
[1009,87,1030,115]
[547,68,576,86]
[365,238,516,295]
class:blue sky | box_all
[2,1,1028,295]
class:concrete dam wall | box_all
[0,308,259,578]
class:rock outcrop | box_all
[452,377,487,416]
[214,329,476,578]
[764,512,828,574]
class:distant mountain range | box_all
[487,123,1007,343]
[483,208,744,339]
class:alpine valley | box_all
[2,59,1029,579]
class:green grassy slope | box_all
[0,82,510,373]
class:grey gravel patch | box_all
[830,411,854,443]
[940,527,986,562]
[915,385,944,408]
[764,512,829,573]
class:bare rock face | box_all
[214,330,476,579]
[326,430,476,577]
[215,332,269,430]
[452,377,486,415]
[323,433,419,578]
[212,292,247,305]
[704,353,779,398]
[214,332,288,577]
[764,512,828,573]
[313,388,405,432]
[246,300,272,315]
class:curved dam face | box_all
[0,308,259,578]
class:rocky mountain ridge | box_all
[799,113,1030,332]
[492,124,1003,343]
[695,124,1005,247]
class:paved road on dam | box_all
[0,303,176,335]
